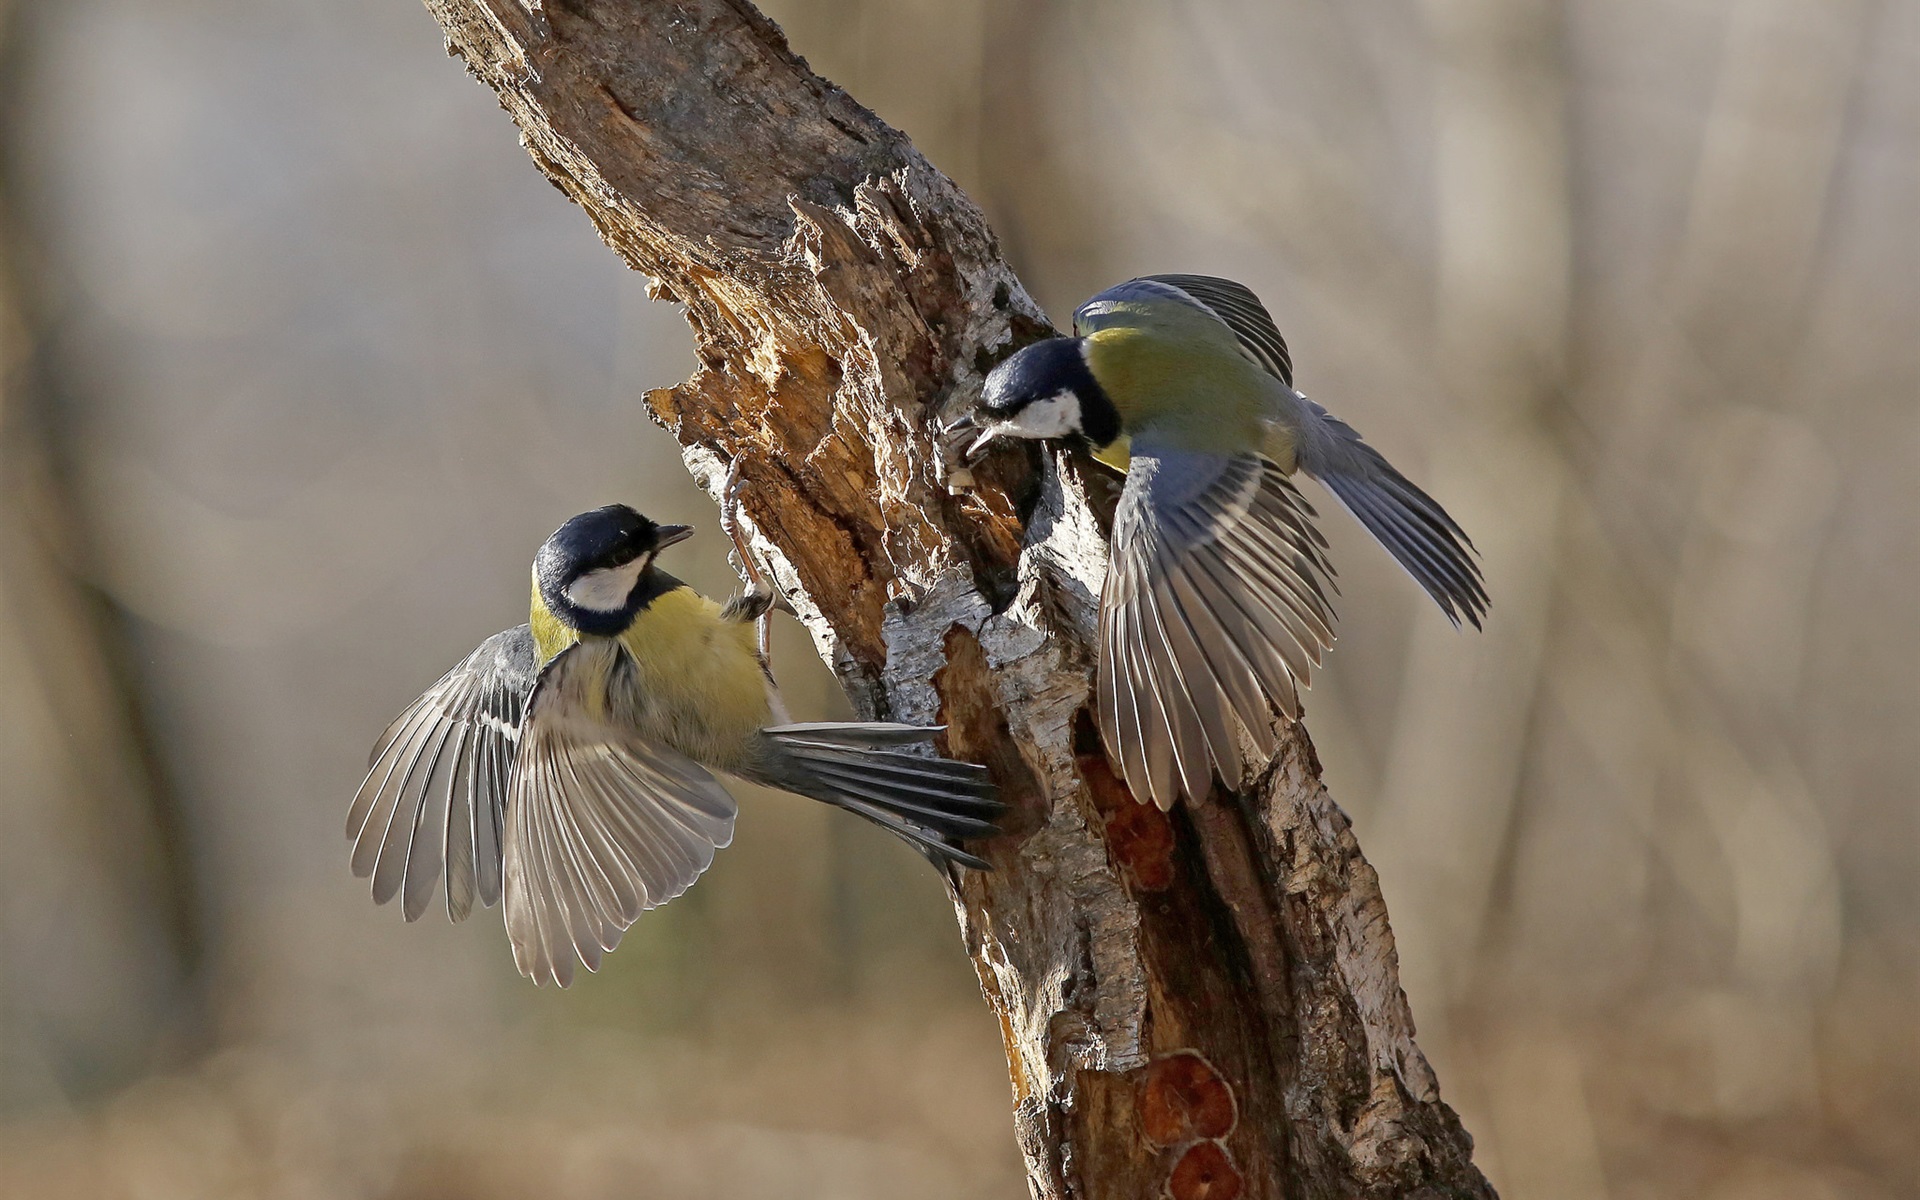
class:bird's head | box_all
[535,505,693,635]
[948,336,1120,461]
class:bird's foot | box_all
[719,586,776,626]
[720,456,775,663]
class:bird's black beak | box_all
[940,411,1001,464]
[940,411,979,437]
[962,425,1003,464]
[656,524,694,549]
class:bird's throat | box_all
[1092,437,1132,472]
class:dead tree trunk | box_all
[418,2,1494,1195]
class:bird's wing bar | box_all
[1292,398,1488,629]
[502,642,737,988]
[1075,274,1295,387]
[348,624,536,923]
[1100,446,1337,810]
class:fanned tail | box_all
[755,723,1003,869]
[1317,464,1487,629]
[1294,398,1488,630]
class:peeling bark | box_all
[417,2,1493,1195]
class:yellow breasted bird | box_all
[347,505,1001,986]
[952,274,1486,810]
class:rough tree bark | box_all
[418,2,1494,1196]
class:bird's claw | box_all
[720,457,775,664]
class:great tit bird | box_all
[347,504,1001,986]
[952,274,1486,810]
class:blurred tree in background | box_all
[0,0,202,1107]
[0,0,1915,1197]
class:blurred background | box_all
[0,0,1913,1196]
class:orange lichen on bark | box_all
[1167,1140,1244,1200]
[1076,719,1176,891]
[1136,1051,1238,1148]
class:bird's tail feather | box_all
[1295,398,1488,629]
[1318,465,1488,629]
[754,723,1002,869]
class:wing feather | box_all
[1140,273,1295,386]
[1185,548,1303,721]
[1151,566,1246,773]
[1137,573,1225,800]
[441,723,477,921]
[1103,604,1145,789]
[1119,587,1179,805]
[1165,560,1284,754]
[348,626,537,921]
[1101,446,1338,809]
[1294,401,1488,628]
[348,700,433,879]
[1075,274,1295,386]
[503,642,738,987]
[397,722,456,920]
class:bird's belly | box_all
[613,595,771,770]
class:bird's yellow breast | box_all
[531,580,770,768]
[623,588,773,766]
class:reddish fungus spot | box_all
[1072,715,1133,815]
[1105,801,1176,891]
[1136,1051,1239,1148]
[1071,711,1175,888]
[1167,1141,1243,1200]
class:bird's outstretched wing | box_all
[1075,274,1295,386]
[1089,274,1487,628]
[1139,274,1295,386]
[503,642,737,987]
[1101,444,1338,809]
[1294,399,1488,629]
[349,625,536,923]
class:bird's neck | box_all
[528,568,686,666]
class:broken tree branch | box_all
[417,2,1493,1195]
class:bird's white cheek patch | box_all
[1010,392,1082,439]
[565,556,649,612]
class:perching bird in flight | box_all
[950,274,1486,810]
[347,504,1001,986]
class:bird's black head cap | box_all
[536,504,691,636]
[980,337,1121,448]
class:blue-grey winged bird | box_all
[347,505,1001,986]
[951,274,1486,810]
